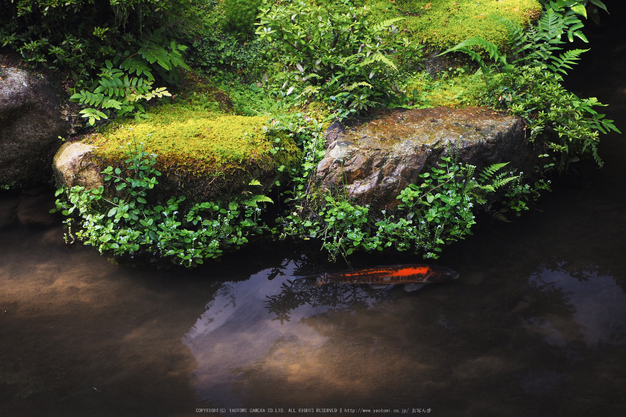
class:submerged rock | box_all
[16,187,58,226]
[0,66,71,188]
[316,107,536,208]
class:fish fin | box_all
[404,283,426,292]
[370,284,395,290]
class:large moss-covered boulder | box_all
[54,106,301,201]
[316,107,537,208]
[0,66,71,188]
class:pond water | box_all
[2,23,626,417]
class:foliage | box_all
[440,1,620,168]
[69,35,190,125]
[179,0,266,84]
[1,0,193,125]
[486,66,618,168]
[222,0,263,38]
[256,0,413,118]
[187,34,265,83]
[0,0,187,73]
[70,59,172,125]
[280,157,541,261]
[537,0,609,23]
[53,143,271,266]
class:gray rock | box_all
[0,67,71,188]
[316,107,536,208]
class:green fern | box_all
[359,52,398,71]
[440,37,509,74]
[479,162,511,181]
[69,38,189,126]
[549,48,589,75]
[370,17,405,34]
[476,162,520,193]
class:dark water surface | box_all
[2,26,626,417]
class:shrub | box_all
[256,0,411,118]
[222,0,262,38]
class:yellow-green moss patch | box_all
[393,0,542,51]
[86,106,301,199]
[406,70,487,108]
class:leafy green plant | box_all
[280,157,536,261]
[440,1,620,168]
[54,142,271,266]
[70,61,169,125]
[1,0,192,125]
[70,38,189,125]
[256,0,408,118]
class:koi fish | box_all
[291,264,460,292]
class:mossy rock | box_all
[82,106,301,201]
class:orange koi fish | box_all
[291,264,459,292]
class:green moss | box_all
[384,0,542,51]
[405,69,487,108]
[86,105,301,197]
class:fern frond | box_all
[359,52,397,71]
[537,8,566,43]
[444,36,501,61]
[370,17,405,34]
[502,18,528,53]
[243,194,274,208]
[491,173,518,190]
[343,81,372,92]
[479,162,510,181]
[548,48,588,75]
[297,85,321,99]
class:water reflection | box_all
[529,263,626,348]
[182,261,408,410]
[183,261,327,408]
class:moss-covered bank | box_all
[392,0,542,50]
[83,105,301,201]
